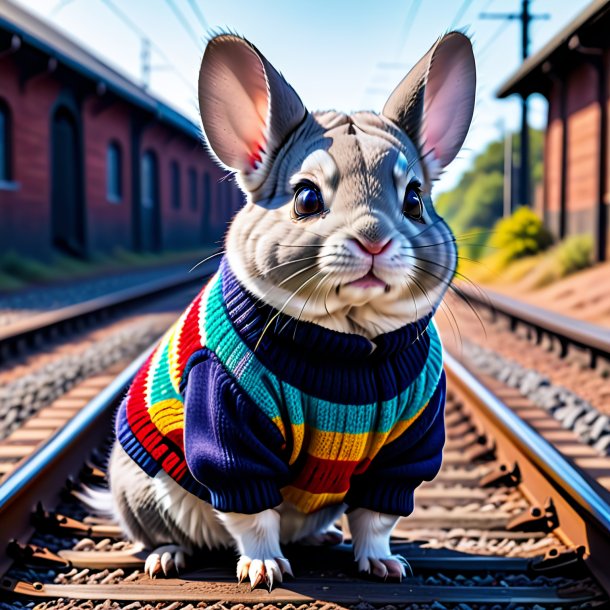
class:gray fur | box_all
[110,30,476,569]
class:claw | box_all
[249,559,266,590]
[144,545,189,579]
[369,558,388,579]
[160,551,174,576]
[265,559,282,591]
[237,556,250,584]
[276,556,294,578]
[145,553,161,578]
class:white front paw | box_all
[144,544,189,578]
[237,555,293,590]
[348,508,411,581]
[357,554,411,580]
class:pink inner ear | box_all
[247,142,264,169]
[422,35,475,168]
[199,37,271,173]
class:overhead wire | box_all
[449,0,475,30]
[99,0,196,93]
[185,0,209,32]
[397,0,422,56]
[163,0,203,50]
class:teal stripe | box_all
[203,275,444,435]
[149,338,182,405]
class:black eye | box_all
[403,183,424,223]
[293,183,325,218]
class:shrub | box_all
[488,207,553,267]
[555,234,593,277]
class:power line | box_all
[397,0,422,55]
[480,0,551,208]
[163,0,202,50]
[99,0,196,93]
[476,19,511,59]
[185,0,209,32]
[449,0,475,30]
[50,0,76,16]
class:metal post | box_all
[504,130,513,217]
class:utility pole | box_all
[481,0,549,208]
[140,38,151,90]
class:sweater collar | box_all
[219,258,433,362]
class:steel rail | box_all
[0,261,219,575]
[445,353,610,534]
[0,346,149,576]
[459,284,610,362]
[0,255,221,363]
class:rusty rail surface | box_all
[445,352,610,592]
[0,296,609,605]
[459,284,610,364]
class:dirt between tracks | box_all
[470,260,610,327]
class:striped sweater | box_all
[116,257,446,515]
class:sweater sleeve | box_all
[344,370,446,516]
[183,351,290,514]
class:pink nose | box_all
[353,238,392,255]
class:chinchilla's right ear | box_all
[383,31,476,181]
[198,34,307,191]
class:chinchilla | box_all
[106,31,475,589]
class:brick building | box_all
[0,0,240,260]
[497,0,610,262]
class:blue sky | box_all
[12,0,586,193]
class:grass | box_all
[0,246,218,294]
[460,234,594,290]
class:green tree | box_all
[434,128,543,241]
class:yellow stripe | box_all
[299,427,389,462]
[149,398,184,435]
[281,486,347,514]
[288,422,304,465]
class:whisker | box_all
[263,254,333,275]
[254,268,328,351]
[406,254,492,308]
[408,261,487,338]
[277,244,325,248]
[189,249,225,272]
[290,271,332,340]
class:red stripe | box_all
[124,347,189,479]
[291,454,360,494]
[176,289,205,377]
[166,428,184,450]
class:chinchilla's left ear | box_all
[198,33,307,191]
[383,31,476,179]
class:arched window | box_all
[139,150,161,252]
[0,100,12,183]
[170,161,181,209]
[188,168,197,210]
[106,141,122,202]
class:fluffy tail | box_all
[72,483,116,520]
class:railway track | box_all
[0,343,609,609]
[0,256,221,366]
[0,258,220,484]
[458,285,610,367]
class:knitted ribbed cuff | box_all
[345,481,416,517]
[208,479,283,515]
